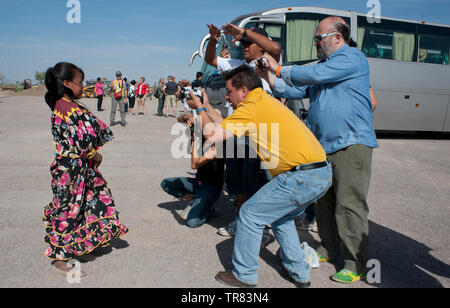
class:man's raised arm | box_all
[222,23,281,62]
[205,24,222,68]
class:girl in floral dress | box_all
[42,62,129,276]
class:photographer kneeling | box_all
[160,91,224,228]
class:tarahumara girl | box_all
[42,62,129,276]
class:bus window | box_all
[286,19,319,64]
[357,16,416,62]
[417,26,450,65]
[285,13,350,65]
[265,24,282,39]
[264,24,282,49]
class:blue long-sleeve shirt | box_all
[274,44,378,154]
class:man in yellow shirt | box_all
[110,71,128,127]
[186,65,332,288]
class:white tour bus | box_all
[189,7,450,132]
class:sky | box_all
[0,0,449,85]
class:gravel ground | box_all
[0,95,449,289]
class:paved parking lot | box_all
[0,95,449,288]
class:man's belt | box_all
[290,161,328,172]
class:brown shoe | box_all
[215,270,257,288]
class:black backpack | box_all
[154,88,160,99]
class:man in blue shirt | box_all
[260,16,378,284]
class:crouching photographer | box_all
[160,106,224,228]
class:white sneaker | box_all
[175,202,192,220]
[217,219,237,237]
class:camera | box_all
[257,57,268,68]
[180,86,203,102]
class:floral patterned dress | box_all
[42,97,129,261]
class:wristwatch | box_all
[276,65,283,78]
[196,107,207,114]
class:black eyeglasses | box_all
[314,32,339,43]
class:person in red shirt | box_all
[136,77,149,115]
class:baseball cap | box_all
[116,71,122,76]
[241,27,269,45]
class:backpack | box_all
[153,88,160,99]
[125,83,131,97]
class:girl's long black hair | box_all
[44,62,84,111]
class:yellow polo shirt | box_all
[221,88,326,176]
[112,79,126,96]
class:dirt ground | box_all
[0,85,47,98]
[11,85,47,96]
[0,95,449,289]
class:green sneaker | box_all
[331,269,365,284]
[317,252,334,263]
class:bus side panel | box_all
[369,59,449,132]
[444,97,450,132]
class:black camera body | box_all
[256,57,268,68]
[180,86,203,102]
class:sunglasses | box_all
[314,32,339,43]
[240,39,254,46]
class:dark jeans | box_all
[128,96,136,109]
[97,94,103,111]
[225,137,269,198]
[157,96,165,116]
[304,203,315,222]
[160,177,221,228]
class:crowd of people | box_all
[42,15,379,288]
[94,72,197,128]
[162,17,379,288]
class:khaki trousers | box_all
[315,144,373,274]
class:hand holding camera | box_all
[184,88,205,111]
[256,57,269,69]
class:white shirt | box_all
[129,85,136,97]
[216,57,273,95]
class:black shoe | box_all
[279,267,311,288]
[215,271,257,288]
[121,122,126,127]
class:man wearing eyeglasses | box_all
[259,16,379,284]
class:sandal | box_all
[331,269,365,284]
[317,252,335,263]
[53,263,87,278]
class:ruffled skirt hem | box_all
[43,215,129,261]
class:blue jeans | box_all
[231,162,332,285]
[160,177,221,228]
